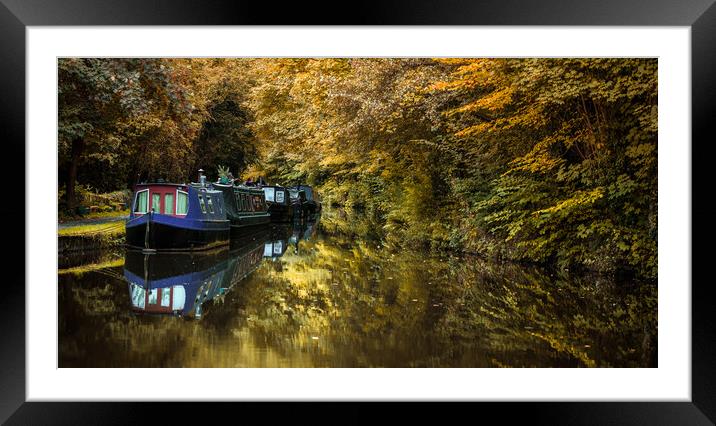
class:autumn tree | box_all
[433,58,658,276]
[58,58,193,210]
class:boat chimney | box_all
[198,169,205,186]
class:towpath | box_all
[58,214,128,230]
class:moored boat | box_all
[213,182,271,231]
[288,184,322,218]
[260,185,296,222]
[125,178,230,251]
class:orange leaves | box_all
[532,187,605,217]
[454,122,493,138]
[459,87,514,113]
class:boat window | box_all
[161,289,171,307]
[134,189,148,214]
[148,289,158,305]
[276,190,285,203]
[151,193,161,213]
[198,195,207,213]
[243,194,251,211]
[207,196,215,214]
[172,286,186,310]
[164,193,174,215]
[176,190,188,215]
[130,283,146,309]
[263,187,275,202]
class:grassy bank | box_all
[58,222,125,253]
[58,222,125,237]
[58,209,129,224]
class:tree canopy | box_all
[58,58,657,278]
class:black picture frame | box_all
[1,0,713,423]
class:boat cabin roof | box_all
[135,182,187,189]
[188,182,226,194]
[230,184,266,195]
[293,185,316,199]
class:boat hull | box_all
[126,213,230,251]
[228,212,271,230]
[303,200,320,215]
[268,203,296,223]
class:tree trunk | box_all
[66,137,85,211]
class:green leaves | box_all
[429,58,657,277]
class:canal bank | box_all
[58,221,126,254]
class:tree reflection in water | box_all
[59,211,656,367]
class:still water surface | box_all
[59,211,657,367]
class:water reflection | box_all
[265,218,320,259]
[124,245,264,319]
[123,222,305,318]
[58,211,656,368]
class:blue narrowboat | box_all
[125,178,230,251]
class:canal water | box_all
[58,209,657,368]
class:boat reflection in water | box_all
[264,216,320,259]
[124,226,271,319]
[124,216,320,318]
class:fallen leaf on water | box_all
[411,299,418,302]
[311,336,319,340]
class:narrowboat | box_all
[123,227,268,318]
[289,184,322,217]
[260,185,296,222]
[213,183,271,230]
[125,179,230,251]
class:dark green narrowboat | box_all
[214,183,271,231]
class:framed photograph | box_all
[3,0,713,423]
